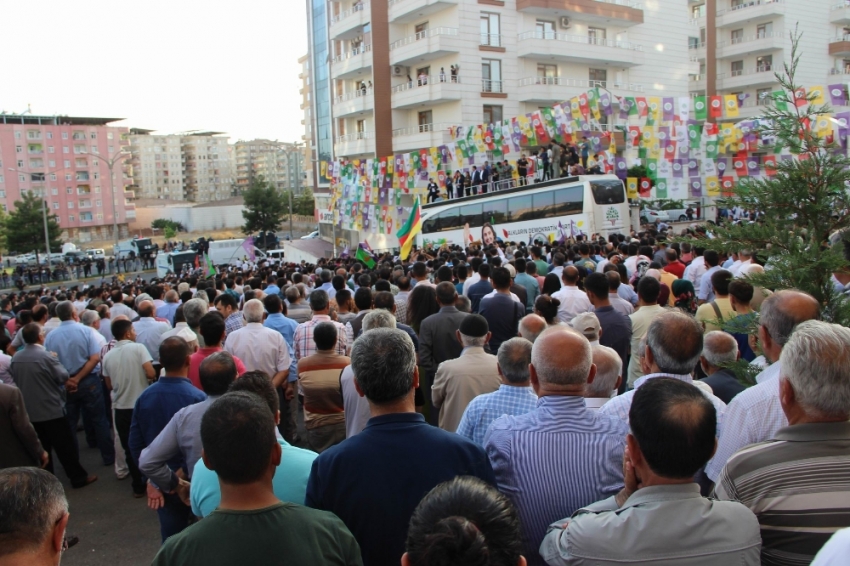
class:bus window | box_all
[459,203,483,228]
[533,192,555,219]
[508,194,533,222]
[554,187,584,216]
[437,208,459,231]
[484,199,508,225]
[590,180,625,205]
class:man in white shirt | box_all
[682,250,707,287]
[584,345,621,410]
[110,289,135,321]
[551,266,592,324]
[132,301,171,363]
[224,299,291,393]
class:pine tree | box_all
[241,177,288,235]
[693,33,850,326]
[5,192,63,261]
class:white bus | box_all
[419,175,628,248]
[156,250,198,278]
[206,239,266,267]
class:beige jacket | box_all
[431,346,500,432]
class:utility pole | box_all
[101,149,130,245]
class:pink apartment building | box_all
[0,114,135,244]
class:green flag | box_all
[694,96,707,121]
[655,179,668,199]
[354,245,376,269]
[772,90,788,111]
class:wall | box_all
[131,202,245,233]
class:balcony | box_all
[388,0,458,24]
[334,132,376,157]
[516,77,643,103]
[389,27,462,66]
[717,66,777,90]
[832,2,850,25]
[330,44,373,80]
[716,0,785,28]
[391,76,462,109]
[718,32,785,59]
[517,31,644,67]
[689,41,706,61]
[329,2,370,40]
[391,123,452,153]
[830,35,850,57]
[516,0,643,27]
[333,89,375,117]
[689,75,706,94]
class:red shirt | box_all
[188,346,247,390]
[663,260,686,279]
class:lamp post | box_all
[99,149,130,245]
[280,142,305,241]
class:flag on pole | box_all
[354,244,376,268]
[240,236,255,262]
[340,245,350,258]
[396,197,423,261]
[204,253,216,277]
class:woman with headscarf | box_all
[672,279,697,315]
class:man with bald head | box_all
[133,300,171,363]
[485,326,629,565]
[585,345,621,410]
[705,289,820,483]
[551,266,592,323]
[698,331,745,404]
[518,313,547,343]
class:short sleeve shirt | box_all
[102,340,153,409]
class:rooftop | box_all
[0,114,125,126]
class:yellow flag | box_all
[724,95,739,118]
[720,123,736,152]
[570,98,582,121]
[809,86,826,106]
[640,127,655,149]
[814,114,832,138]
[626,177,638,199]
[706,176,720,197]
[648,97,661,122]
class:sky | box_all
[1,0,309,143]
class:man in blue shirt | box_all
[262,293,301,442]
[129,336,206,542]
[514,258,541,314]
[44,300,114,466]
[263,294,298,349]
[468,263,494,313]
[306,328,495,566]
[263,274,281,297]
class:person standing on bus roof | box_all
[481,162,491,194]
[471,166,481,196]
[445,171,454,200]
[426,179,440,203]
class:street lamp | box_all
[280,142,305,241]
[99,149,130,245]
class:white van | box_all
[156,251,198,278]
[265,249,285,264]
[206,239,267,266]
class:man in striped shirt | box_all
[484,326,628,566]
[293,290,347,362]
[714,320,850,565]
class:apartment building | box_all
[127,132,233,202]
[299,54,318,192]
[233,139,306,194]
[307,0,692,166]
[0,114,136,243]
[689,0,848,118]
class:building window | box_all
[63,146,69,153]
[415,21,429,37]
[418,110,434,131]
[61,132,68,139]
[64,160,71,168]
[19,175,26,182]
[90,132,97,139]
[537,64,558,80]
[50,173,57,181]
[68,202,74,209]
[536,20,555,39]
[17,160,24,168]
[757,55,772,72]
[65,174,72,181]
[53,202,59,209]
[483,105,503,124]
[731,60,744,76]
[48,146,55,154]
[588,27,606,43]
[480,13,501,47]
[482,59,502,92]
[731,29,743,44]
[67,187,73,194]
[52,188,58,195]
[14,131,21,139]
[15,146,22,153]
[589,68,608,87]
[69,215,75,222]
[757,22,773,38]
[691,3,706,18]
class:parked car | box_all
[661,202,701,222]
[85,248,106,259]
[300,230,320,240]
[639,207,669,225]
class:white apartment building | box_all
[689,0,850,118]
[314,0,692,163]
[127,132,233,202]
[299,53,318,192]
[233,139,306,194]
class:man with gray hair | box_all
[714,320,850,564]
[284,286,312,324]
[600,311,727,429]
[341,309,396,438]
[456,337,537,445]
[698,331,745,404]
[0,467,69,565]
[156,290,180,326]
[133,300,171,363]
[306,327,495,566]
[182,298,209,348]
[485,326,629,564]
[224,299,291,391]
[432,314,501,432]
[705,289,820,483]
[519,313,547,343]
[585,345,621,410]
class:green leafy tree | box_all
[5,192,63,260]
[242,177,287,235]
[294,189,315,217]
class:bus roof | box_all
[421,175,601,212]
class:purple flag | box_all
[834,112,850,134]
[716,157,728,176]
[747,156,761,176]
[828,85,847,107]
[618,97,631,120]
[241,237,255,262]
[615,157,628,179]
[662,97,675,122]
[690,178,703,197]
[599,92,613,116]
[688,158,700,177]
[438,145,448,164]
[672,159,684,178]
[737,93,750,108]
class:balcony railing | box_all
[719,31,783,46]
[330,1,369,24]
[689,41,706,49]
[392,75,461,92]
[392,123,453,137]
[390,27,458,50]
[336,131,375,143]
[835,1,850,8]
[717,0,784,17]
[333,88,373,104]
[331,43,372,64]
[517,76,644,92]
[833,34,850,42]
[719,65,773,79]
[480,33,502,47]
[481,79,504,93]
[517,30,643,51]
[596,0,642,7]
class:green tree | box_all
[242,177,287,235]
[293,189,315,217]
[5,192,63,260]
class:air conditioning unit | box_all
[391,65,408,77]
[559,16,571,29]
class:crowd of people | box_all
[1,224,849,566]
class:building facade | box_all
[0,114,135,243]
[308,0,692,165]
[689,1,848,117]
[233,139,306,194]
[127,131,233,202]
[299,53,318,192]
